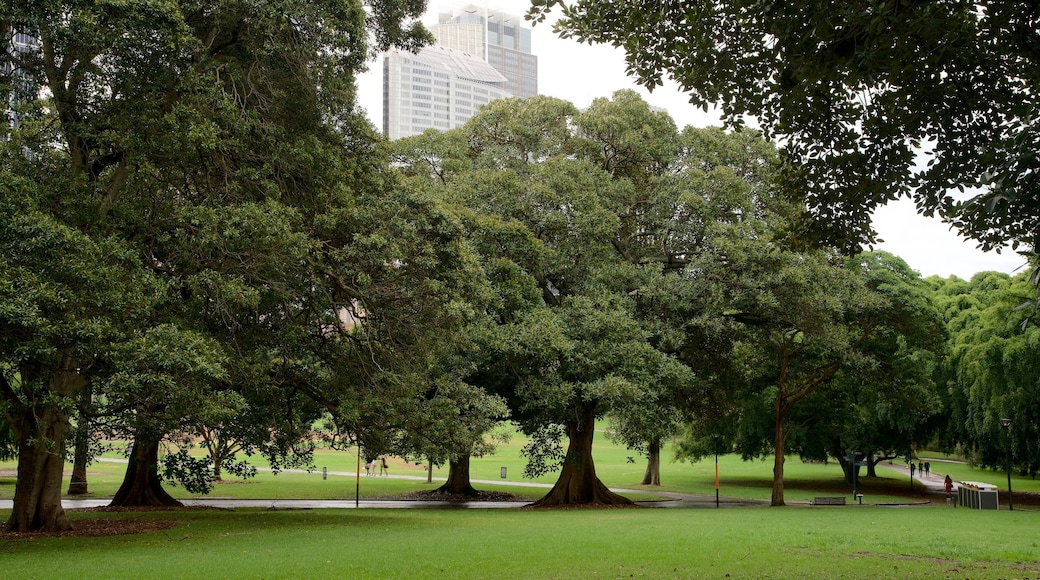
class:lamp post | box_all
[1000,417,1013,511]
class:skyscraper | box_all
[430,5,538,98]
[382,4,538,140]
[383,45,513,141]
[2,30,39,133]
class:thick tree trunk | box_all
[110,438,182,507]
[532,403,633,508]
[433,454,479,496]
[640,437,661,486]
[771,407,786,507]
[7,421,73,532]
[4,369,84,532]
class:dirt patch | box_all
[0,506,225,539]
[1,516,177,539]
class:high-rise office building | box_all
[430,5,538,98]
[382,4,537,140]
[3,30,39,132]
[383,45,513,141]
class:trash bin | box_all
[958,481,999,509]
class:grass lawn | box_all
[2,427,1038,505]
[1,506,1038,578]
[4,430,1039,578]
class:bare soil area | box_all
[1,507,187,539]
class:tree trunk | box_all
[110,437,182,507]
[4,368,84,532]
[433,454,479,496]
[211,449,223,482]
[640,437,661,486]
[532,403,633,508]
[771,403,786,507]
[426,459,433,484]
[861,453,877,480]
[838,454,854,484]
[67,385,92,495]
[66,421,90,495]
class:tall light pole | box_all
[1000,417,1013,511]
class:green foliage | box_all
[0,0,455,518]
[533,0,1040,252]
[934,271,1040,476]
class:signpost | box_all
[846,452,867,502]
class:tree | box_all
[0,417,14,461]
[397,93,790,504]
[0,172,151,531]
[724,249,948,505]
[0,0,431,528]
[102,326,228,506]
[399,95,693,506]
[777,252,946,483]
[570,95,784,486]
[728,249,886,506]
[938,271,1040,477]
[530,1,1040,252]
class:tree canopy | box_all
[0,0,442,530]
[530,0,1040,252]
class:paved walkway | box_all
[0,462,767,510]
[3,459,965,511]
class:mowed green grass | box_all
[1,506,1039,579]
[2,426,1037,504]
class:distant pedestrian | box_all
[918,461,923,474]
[945,475,954,505]
[364,461,371,477]
[380,456,389,476]
[910,462,916,478]
[925,462,931,476]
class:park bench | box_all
[811,496,846,506]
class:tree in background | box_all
[727,249,885,506]
[0,417,14,461]
[936,272,1040,478]
[395,92,793,504]
[768,252,946,484]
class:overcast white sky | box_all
[355,1,1027,280]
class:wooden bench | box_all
[811,496,846,506]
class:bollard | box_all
[500,467,507,479]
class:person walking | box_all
[380,456,389,476]
[944,474,955,506]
